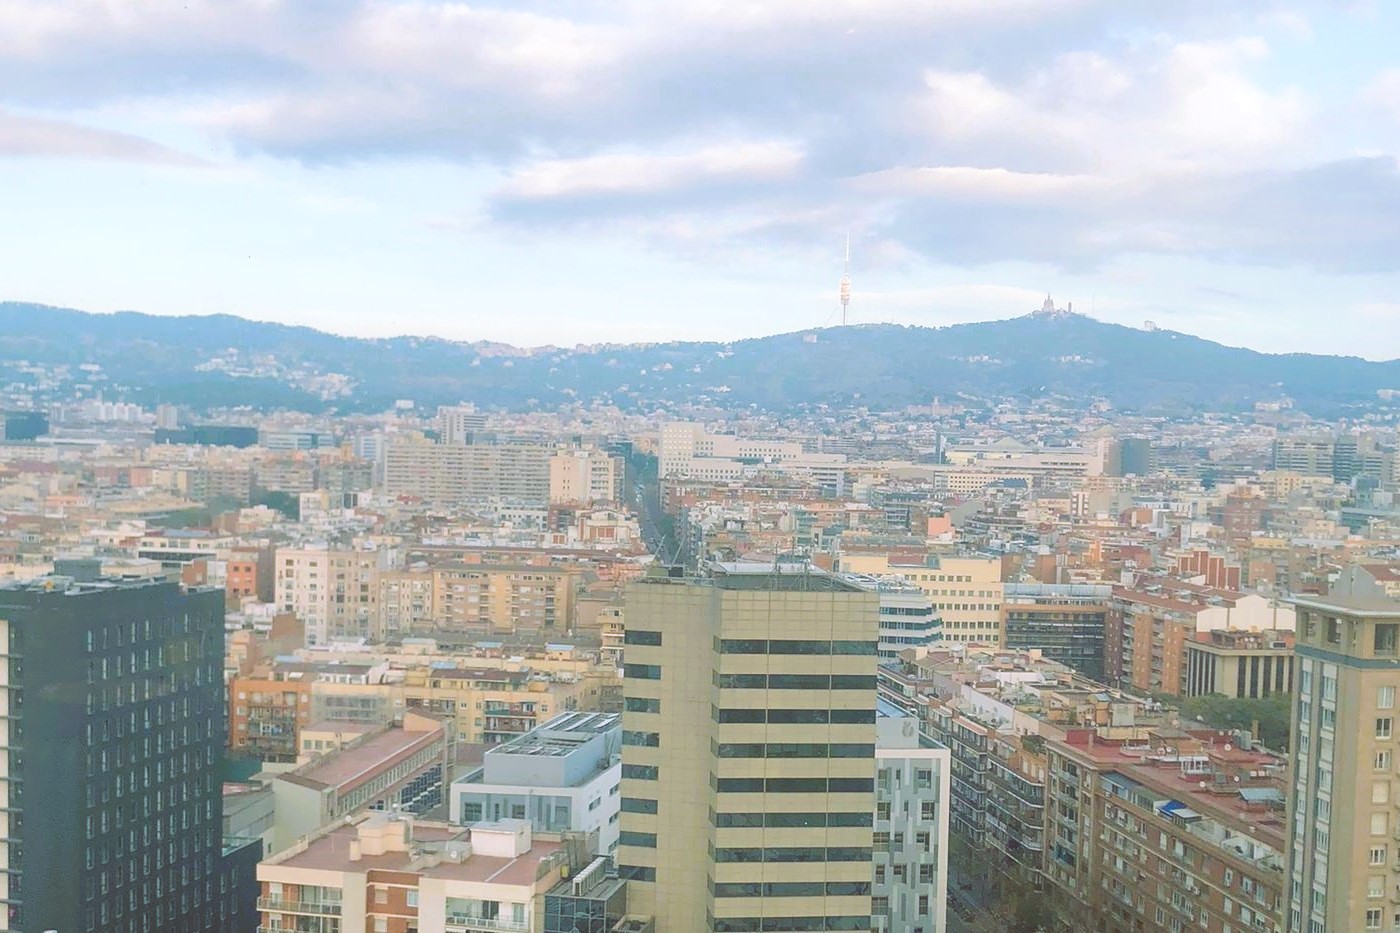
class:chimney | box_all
[349,838,362,862]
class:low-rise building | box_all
[257,813,584,933]
[270,710,456,853]
[451,712,622,857]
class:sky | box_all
[4,1,1400,357]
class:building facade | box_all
[1286,570,1400,933]
[618,565,879,932]
[0,576,231,933]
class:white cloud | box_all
[0,107,198,163]
[497,141,804,200]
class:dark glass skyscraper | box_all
[0,575,229,933]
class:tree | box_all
[1178,692,1293,751]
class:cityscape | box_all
[6,2,1400,931]
[0,298,1397,931]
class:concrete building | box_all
[874,703,950,933]
[384,438,551,506]
[618,563,878,932]
[257,812,585,933]
[274,544,387,645]
[1109,579,1295,695]
[549,449,623,505]
[843,572,944,659]
[1272,435,1336,477]
[437,403,489,444]
[430,563,579,635]
[0,574,249,933]
[270,710,455,854]
[1286,568,1400,933]
[451,712,622,857]
[1183,629,1295,699]
[893,555,1005,646]
[1002,583,1112,682]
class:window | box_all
[623,630,662,646]
[461,802,483,822]
[1376,782,1391,805]
[1371,813,1388,836]
[621,797,658,814]
[622,764,658,781]
[1377,718,1393,740]
[624,697,660,714]
[1366,908,1382,929]
[1369,845,1387,866]
[406,890,418,907]
[623,664,661,681]
[1376,751,1392,771]
[1369,877,1385,899]
[1381,686,1397,710]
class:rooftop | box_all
[265,814,567,884]
[278,720,443,794]
[491,712,620,759]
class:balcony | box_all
[257,896,342,915]
[445,914,529,932]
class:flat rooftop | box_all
[491,712,620,759]
[270,819,563,884]
[643,561,863,593]
[279,724,442,794]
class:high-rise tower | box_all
[1286,566,1400,933]
[0,572,241,933]
[617,563,879,931]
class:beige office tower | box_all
[618,564,879,932]
[1287,567,1400,933]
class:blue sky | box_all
[3,1,1400,356]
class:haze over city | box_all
[5,1,1400,355]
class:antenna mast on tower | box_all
[838,232,852,326]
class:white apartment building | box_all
[274,543,388,644]
[875,705,951,933]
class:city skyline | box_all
[4,2,1400,356]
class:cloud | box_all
[496,142,804,201]
[0,107,198,163]
[0,0,1395,277]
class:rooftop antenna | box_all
[838,232,851,326]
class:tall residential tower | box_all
[1286,567,1400,933]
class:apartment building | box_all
[401,665,587,745]
[0,575,245,933]
[1002,583,1112,682]
[874,704,951,933]
[903,648,1288,933]
[550,449,623,504]
[375,567,436,638]
[274,544,386,644]
[1044,730,1287,933]
[618,564,879,931]
[270,710,455,853]
[452,712,622,857]
[431,562,579,635]
[1286,568,1400,933]
[1108,578,1295,695]
[257,813,581,933]
[383,438,552,505]
[230,660,388,762]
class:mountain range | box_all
[1,301,1397,416]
